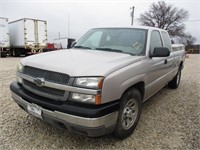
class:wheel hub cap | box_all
[121,98,138,130]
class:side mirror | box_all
[150,47,170,58]
[70,41,77,48]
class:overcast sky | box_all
[1,0,200,44]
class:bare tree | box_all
[138,1,188,37]
[177,34,196,45]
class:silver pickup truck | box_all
[10,27,185,139]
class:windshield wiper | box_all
[74,46,91,49]
[95,47,134,55]
[95,47,123,52]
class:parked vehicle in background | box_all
[10,27,185,139]
[9,18,47,56]
[0,17,10,57]
[53,43,62,49]
[43,43,61,52]
[53,37,75,49]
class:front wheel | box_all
[114,88,142,139]
[168,68,181,89]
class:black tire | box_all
[9,49,13,56]
[168,67,181,89]
[13,49,21,57]
[0,52,7,58]
[114,88,142,139]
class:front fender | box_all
[101,72,146,104]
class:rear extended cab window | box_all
[161,31,172,51]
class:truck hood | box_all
[21,49,143,77]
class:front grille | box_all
[23,66,70,85]
[23,80,65,97]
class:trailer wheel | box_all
[12,49,16,56]
[0,52,7,58]
[9,49,13,56]
[13,49,21,57]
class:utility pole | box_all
[130,6,135,26]
[68,13,70,38]
[58,32,60,38]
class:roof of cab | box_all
[93,26,167,32]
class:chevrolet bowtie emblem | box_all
[34,77,45,87]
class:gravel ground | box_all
[0,55,199,149]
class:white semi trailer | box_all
[9,18,47,56]
[0,17,10,57]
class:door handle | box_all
[164,59,168,64]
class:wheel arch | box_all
[121,81,145,101]
[180,61,184,70]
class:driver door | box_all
[145,30,171,99]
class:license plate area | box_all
[27,104,42,119]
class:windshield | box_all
[74,28,147,55]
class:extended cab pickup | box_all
[10,27,185,139]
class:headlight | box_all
[17,62,24,73]
[71,93,101,105]
[74,77,104,89]
[16,62,23,84]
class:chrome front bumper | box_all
[11,91,118,136]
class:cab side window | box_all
[150,30,163,54]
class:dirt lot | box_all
[0,55,199,149]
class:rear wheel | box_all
[0,52,7,57]
[13,49,21,57]
[9,49,13,56]
[168,67,181,89]
[114,88,142,139]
